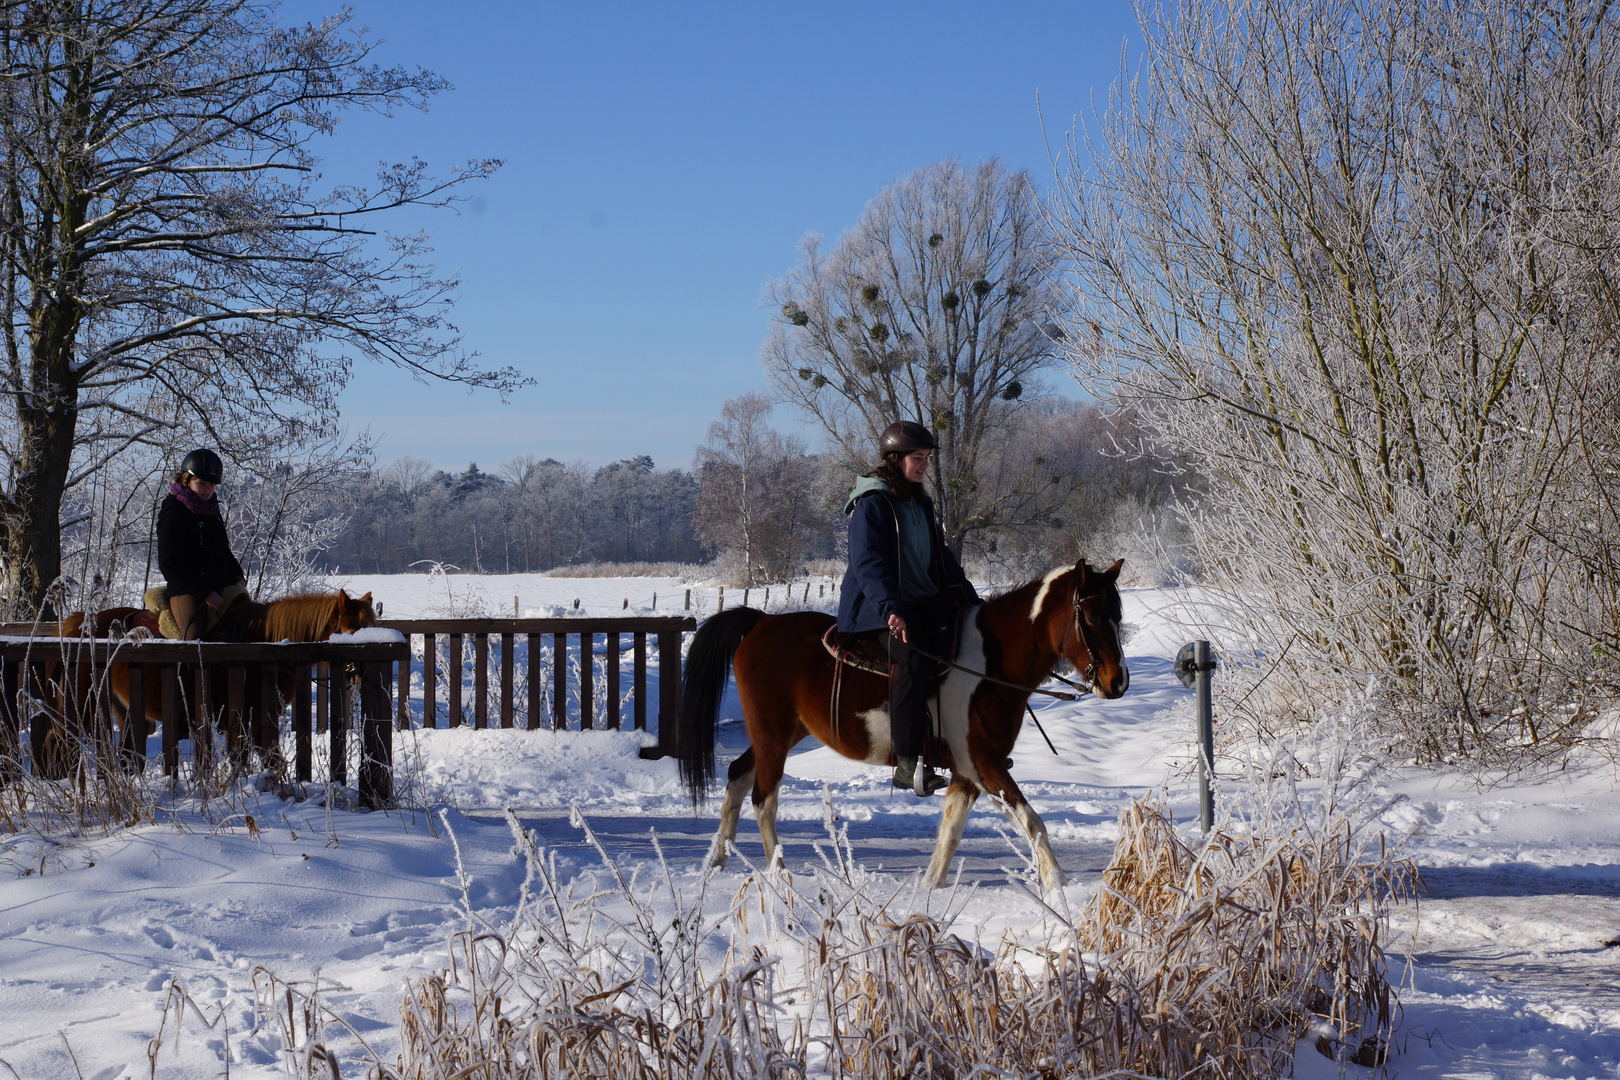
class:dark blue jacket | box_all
[836,483,976,634]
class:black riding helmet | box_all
[180,448,224,485]
[878,420,938,456]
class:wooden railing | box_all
[377,616,695,757]
[0,637,408,808]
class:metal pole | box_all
[1195,639,1215,833]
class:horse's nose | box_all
[1102,665,1129,699]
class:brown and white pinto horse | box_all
[37,590,377,778]
[678,559,1129,889]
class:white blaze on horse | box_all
[677,559,1130,889]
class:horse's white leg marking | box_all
[935,607,986,788]
[1028,566,1068,624]
[755,787,782,868]
[924,781,979,888]
[998,798,1066,889]
[858,707,893,764]
[708,764,755,869]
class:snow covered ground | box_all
[0,571,1617,1078]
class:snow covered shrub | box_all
[1080,799,1410,1076]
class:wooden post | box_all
[329,665,349,785]
[124,664,147,770]
[657,629,681,758]
[606,632,620,730]
[396,645,411,730]
[316,661,329,734]
[358,662,393,810]
[161,664,180,776]
[500,632,514,728]
[0,659,16,781]
[474,632,489,729]
[633,631,647,731]
[191,664,212,773]
[227,664,246,765]
[448,633,463,728]
[526,633,540,730]
[579,632,594,729]
[552,633,567,730]
[423,633,437,728]
[259,665,281,769]
[293,663,312,782]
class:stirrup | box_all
[893,756,947,797]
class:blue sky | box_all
[281,1,1141,473]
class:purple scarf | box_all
[170,480,220,517]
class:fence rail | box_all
[377,616,695,758]
[0,637,406,807]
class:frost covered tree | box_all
[692,393,817,585]
[764,159,1065,555]
[0,0,521,615]
[1052,0,1620,759]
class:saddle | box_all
[820,603,975,676]
[142,583,251,640]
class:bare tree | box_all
[0,0,523,614]
[692,393,816,585]
[1051,0,1620,760]
[764,159,1065,554]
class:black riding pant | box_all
[863,600,952,760]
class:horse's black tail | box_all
[678,606,767,807]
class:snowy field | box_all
[0,570,1617,1077]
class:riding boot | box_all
[893,755,947,796]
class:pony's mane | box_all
[260,592,341,642]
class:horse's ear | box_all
[1073,559,1090,584]
[1105,559,1124,578]
[357,591,372,605]
[337,589,349,604]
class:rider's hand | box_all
[887,612,908,643]
[206,591,224,610]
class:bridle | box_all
[1056,578,1107,689]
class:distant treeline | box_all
[312,401,1185,584]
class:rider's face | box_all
[901,450,931,483]
[187,476,217,500]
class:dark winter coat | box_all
[836,480,977,634]
[157,494,245,602]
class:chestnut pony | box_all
[678,559,1130,889]
[37,590,377,778]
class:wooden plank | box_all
[227,664,246,764]
[633,632,647,731]
[474,633,488,729]
[448,633,463,728]
[606,632,620,730]
[500,633,514,729]
[0,660,18,775]
[375,616,696,635]
[553,633,567,730]
[161,664,180,776]
[423,633,436,728]
[329,665,348,785]
[124,664,146,771]
[579,632,594,730]
[658,630,681,757]
[260,664,281,769]
[358,663,393,810]
[396,646,410,730]
[293,663,312,783]
[525,633,540,731]
[192,664,212,772]
[0,640,411,664]
[316,661,329,734]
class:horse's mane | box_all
[258,592,341,642]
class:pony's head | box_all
[260,589,378,641]
[332,589,377,636]
[1051,558,1130,700]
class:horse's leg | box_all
[923,775,982,888]
[750,727,799,870]
[972,757,1066,889]
[708,746,756,869]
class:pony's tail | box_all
[678,606,767,807]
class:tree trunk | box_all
[6,309,79,617]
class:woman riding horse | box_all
[837,420,979,796]
[156,448,248,640]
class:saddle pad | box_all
[821,625,896,676]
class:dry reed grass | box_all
[192,790,1407,1080]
